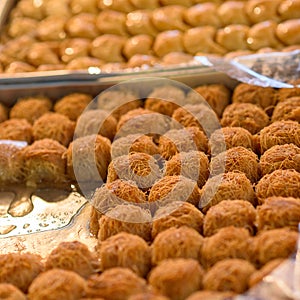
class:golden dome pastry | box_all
[160,0,193,6]
[7,17,38,38]
[276,19,300,45]
[70,0,99,14]
[183,26,227,55]
[161,52,194,65]
[123,34,153,59]
[66,56,104,70]
[5,61,35,73]
[96,10,128,36]
[26,43,60,67]
[41,0,72,18]
[91,34,126,62]
[217,1,250,26]
[14,0,45,20]
[36,16,67,41]
[216,24,249,51]
[59,38,90,63]
[65,13,99,39]
[245,0,281,24]
[130,0,160,9]
[184,3,221,28]
[247,20,284,51]
[153,30,184,57]
[278,0,300,20]
[98,0,135,13]
[126,10,159,37]
[151,5,190,32]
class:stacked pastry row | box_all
[1,0,300,73]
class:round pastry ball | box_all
[32,112,75,147]
[186,290,236,300]
[259,144,300,176]
[152,201,204,239]
[65,134,111,183]
[106,152,162,190]
[151,226,204,265]
[0,143,24,183]
[210,146,260,183]
[271,96,300,122]
[148,175,200,208]
[188,84,231,118]
[164,150,209,187]
[277,87,300,103]
[250,228,298,267]
[199,172,256,212]
[45,241,99,279]
[0,283,26,300]
[54,93,93,121]
[203,200,256,237]
[149,258,203,300]
[203,259,256,294]
[0,118,32,144]
[256,196,300,231]
[257,120,300,153]
[158,127,209,160]
[232,83,277,115]
[209,127,256,155]
[201,227,251,268]
[221,103,269,134]
[276,19,300,46]
[111,134,159,159]
[98,204,152,241]
[0,103,8,123]
[91,179,147,216]
[0,253,43,293]
[86,268,148,300]
[28,269,86,300]
[10,96,52,124]
[21,138,67,185]
[249,258,285,287]
[127,54,160,68]
[76,109,117,141]
[255,169,300,204]
[98,232,151,277]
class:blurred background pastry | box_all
[36,16,67,41]
[70,0,98,14]
[98,0,135,13]
[59,38,90,63]
[218,1,250,26]
[123,35,154,59]
[276,19,300,45]
[7,17,38,38]
[278,0,300,20]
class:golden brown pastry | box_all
[65,13,99,39]
[0,283,26,300]
[256,196,300,231]
[36,16,67,41]
[59,38,90,63]
[123,35,153,59]
[66,56,104,70]
[186,290,236,300]
[276,19,300,45]
[96,10,128,36]
[86,268,148,299]
[130,0,160,9]
[259,144,300,176]
[151,201,204,239]
[250,228,298,267]
[278,0,300,20]
[98,0,135,13]
[28,269,86,300]
[160,0,193,6]
[36,64,65,71]
[91,34,126,62]
[201,227,252,268]
[148,258,204,300]
[128,291,169,300]
[0,253,43,293]
[65,134,111,182]
[199,172,256,212]
[0,119,32,144]
[98,232,151,277]
[255,169,300,203]
[151,226,203,265]
[32,112,75,146]
[126,10,159,37]
[221,103,269,134]
[247,20,284,50]
[14,0,45,20]
[45,241,99,279]
[277,86,300,102]
[151,5,190,32]
[0,143,24,184]
[4,61,35,73]
[203,259,256,293]
[54,93,92,121]
[183,26,227,55]
[184,3,221,28]
[245,0,281,24]
[127,54,159,68]
[153,30,184,57]
[70,0,98,14]
[21,138,67,185]
[161,51,194,65]
[216,24,249,51]
[7,17,38,38]
[40,0,72,18]
[272,97,300,122]
[217,1,250,26]
[203,200,256,237]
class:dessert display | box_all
[0,68,299,300]
[0,0,300,74]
